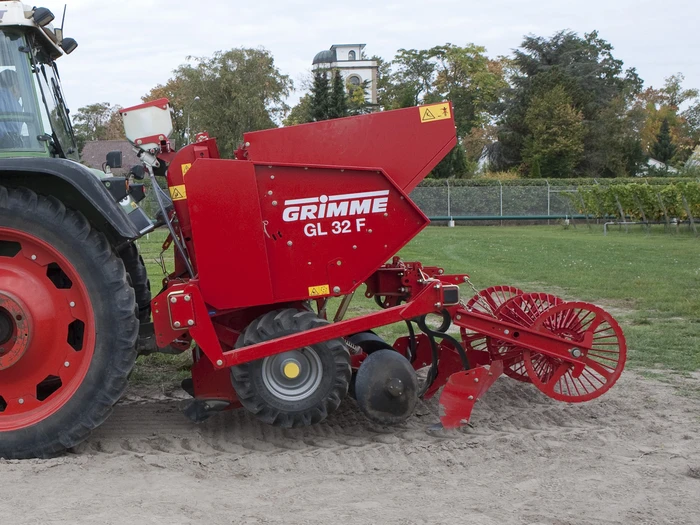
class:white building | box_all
[312,44,378,106]
[686,145,700,169]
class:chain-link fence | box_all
[409,181,582,220]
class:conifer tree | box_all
[310,70,331,121]
[328,70,348,119]
[651,117,677,166]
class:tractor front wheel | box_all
[0,187,138,458]
[231,309,351,428]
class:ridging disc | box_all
[355,350,418,425]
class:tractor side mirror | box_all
[60,38,79,55]
[105,151,123,169]
[129,164,145,180]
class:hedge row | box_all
[417,177,699,188]
[570,182,700,221]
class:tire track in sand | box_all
[76,379,617,474]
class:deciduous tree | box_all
[494,30,642,177]
[522,85,585,177]
[143,48,291,156]
[72,102,124,152]
[634,74,699,165]
[283,94,313,126]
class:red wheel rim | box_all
[460,286,523,365]
[487,293,563,383]
[0,227,95,431]
[464,285,523,316]
[523,302,626,403]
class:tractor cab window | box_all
[33,58,78,160]
[0,30,45,153]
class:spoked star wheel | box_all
[487,292,563,383]
[523,302,626,403]
[464,285,524,316]
[460,286,523,361]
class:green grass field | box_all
[134,225,700,385]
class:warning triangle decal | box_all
[422,108,436,121]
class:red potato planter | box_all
[0,99,626,458]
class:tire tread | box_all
[0,186,138,459]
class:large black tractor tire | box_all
[0,187,138,459]
[118,242,155,355]
[231,309,351,428]
[118,242,151,326]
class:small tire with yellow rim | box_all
[231,309,351,428]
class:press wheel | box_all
[487,293,563,383]
[231,309,351,428]
[523,302,626,402]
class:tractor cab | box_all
[0,1,78,160]
[0,2,154,240]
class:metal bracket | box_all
[167,291,196,330]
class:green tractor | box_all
[0,1,155,458]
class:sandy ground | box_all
[1,372,698,525]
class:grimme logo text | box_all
[282,190,389,222]
[282,190,390,237]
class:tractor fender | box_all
[0,157,140,245]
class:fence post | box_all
[615,195,628,233]
[632,194,650,233]
[657,193,671,232]
[578,189,592,230]
[447,179,454,227]
[546,180,551,225]
[682,195,698,237]
[498,180,503,226]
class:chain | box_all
[463,274,482,298]
[156,233,176,277]
[459,274,499,318]
[156,250,168,276]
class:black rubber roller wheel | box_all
[231,309,351,428]
[0,186,138,459]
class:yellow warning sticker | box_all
[308,284,330,297]
[170,185,187,201]
[181,163,192,177]
[419,103,451,123]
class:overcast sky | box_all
[44,0,698,112]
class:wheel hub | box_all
[282,359,302,379]
[0,293,31,370]
[0,226,96,430]
[0,309,12,346]
[261,349,323,401]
